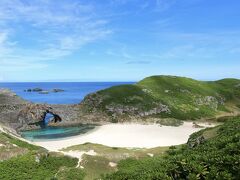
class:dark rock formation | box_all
[39,91,49,94]
[52,89,64,93]
[32,88,43,92]
[24,88,43,92]
[18,104,62,130]
[24,88,44,92]
[15,104,83,130]
[187,135,205,148]
[24,88,64,94]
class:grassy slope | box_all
[62,143,171,180]
[81,75,240,121]
[0,132,85,180]
[0,132,43,161]
[0,131,170,180]
[103,117,240,179]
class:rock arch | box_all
[18,104,62,130]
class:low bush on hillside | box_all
[1,133,42,151]
[0,152,85,180]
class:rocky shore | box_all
[0,88,84,131]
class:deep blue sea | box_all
[0,82,133,104]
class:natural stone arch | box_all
[18,104,62,130]
[42,111,62,126]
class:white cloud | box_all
[144,30,240,61]
[0,31,12,55]
[0,0,94,25]
[0,0,112,72]
[106,46,134,59]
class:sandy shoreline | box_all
[32,122,214,151]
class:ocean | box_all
[0,82,134,104]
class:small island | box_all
[24,88,64,94]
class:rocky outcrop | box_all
[24,88,43,92]
[0,89,82,131]
[24,88,64,93]
[0,89,28,130]
[18,104,61,130]
[16,104,83,131]
[187,135,205,148]
[80,92,171,122]
[105,103,170,117]
[195,95,225,110]
[81,93,104,110]
[0,88,28,105]
[52,89,64,93]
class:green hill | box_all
[80,75,240,122]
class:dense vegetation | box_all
[0,153,83,180]
[0,132,41,151]
[0,132,85,180]
[103,117,240,179]
[81,76,240,122]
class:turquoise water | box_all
[21,125,96,141]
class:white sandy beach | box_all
[33,122,214,151]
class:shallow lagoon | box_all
[21,125,96,141]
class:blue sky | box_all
[0,0,240,82]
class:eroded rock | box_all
[187,135,205,148]
[18,104,62,130]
